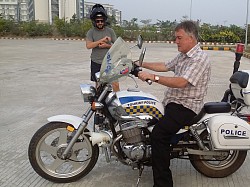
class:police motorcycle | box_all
[28,36,250,186]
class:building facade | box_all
[0,0,121,25]
[84,1,121,25]
[0,0,29,22]
[28,0,82,24]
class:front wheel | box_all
[189,130,247,178]
[28,122,99,183]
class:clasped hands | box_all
[98,36,111,48]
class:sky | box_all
[86,0,249,27]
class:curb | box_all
[51,38,85,41]
[243,52,250,58]
[0,37,33,40]
[201,46,232,51]
[0,37,236,45]
[1,36,249,59]
[229,48,250,59]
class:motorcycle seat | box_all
[190,102,231,125]
[204,102,231,114]
[230,71,249,88]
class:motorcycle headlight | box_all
[80,84,96,102]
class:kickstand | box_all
[136,165,144,187]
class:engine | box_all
[120,121,151,161]
[104,89,163,162]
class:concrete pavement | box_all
[1,38,250,187]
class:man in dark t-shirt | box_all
[86,4,119,91]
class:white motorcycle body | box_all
[47,114,250,151]
[205,114,250,150]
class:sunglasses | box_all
[95,20,104,23]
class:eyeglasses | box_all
[95,20,104,23]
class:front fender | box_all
[48,115,83,129]
[47,115,112,146]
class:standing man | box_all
[86,4,119,91]
[138,20,211,187]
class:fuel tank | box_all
[106,89,164,120]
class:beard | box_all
[96,24,104,30]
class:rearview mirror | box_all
[139,47,146,66]
[137,35,143,49]
[130,35,143,49]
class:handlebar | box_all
[145,79,153,85]
[130,46,152,85]
[130,63,152,85]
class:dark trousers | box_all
[151,102,196,187]
[90,60,101,82]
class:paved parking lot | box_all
[1,38,250,187]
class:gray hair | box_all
[175,21,199,40]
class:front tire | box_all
[28,122,99,183]
[189,130,247,178]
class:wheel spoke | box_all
[69,154,82,170]
[47,157,65,172]
[58,129,68,145]
[73,141,88,151]
[40,141,58,156]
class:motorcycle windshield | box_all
[99,37,132,83]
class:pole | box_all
[245,0,249,49]
[190,0,193,20]
[64,0,66,37]
[48,0,52,24]
[17,0,20,22]
[82,0,84,20]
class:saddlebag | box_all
[207,114,250,150]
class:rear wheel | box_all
[189,130,247,178]
[28,122,99,183]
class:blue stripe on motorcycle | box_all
[119,96,157,104]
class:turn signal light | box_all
[66,125,75,132]
[91,102,104,110]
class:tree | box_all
[108,15,117,26]
[123,18,139,40]
[53,16,66,36]
[70,14,79,24]
[140,19,152,26]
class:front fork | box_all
[61,85,111,159]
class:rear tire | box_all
[28,122,99,183]
[189,130,247,178]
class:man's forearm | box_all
[142,62,168,72]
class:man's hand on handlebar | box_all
[138,71,153,85]
[138,71,153,82]
[131,62,153,85]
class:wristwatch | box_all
[154,75,160,82]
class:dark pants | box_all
[151,102,196,187]
[90,60,101,82]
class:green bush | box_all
[0,16,248,44]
